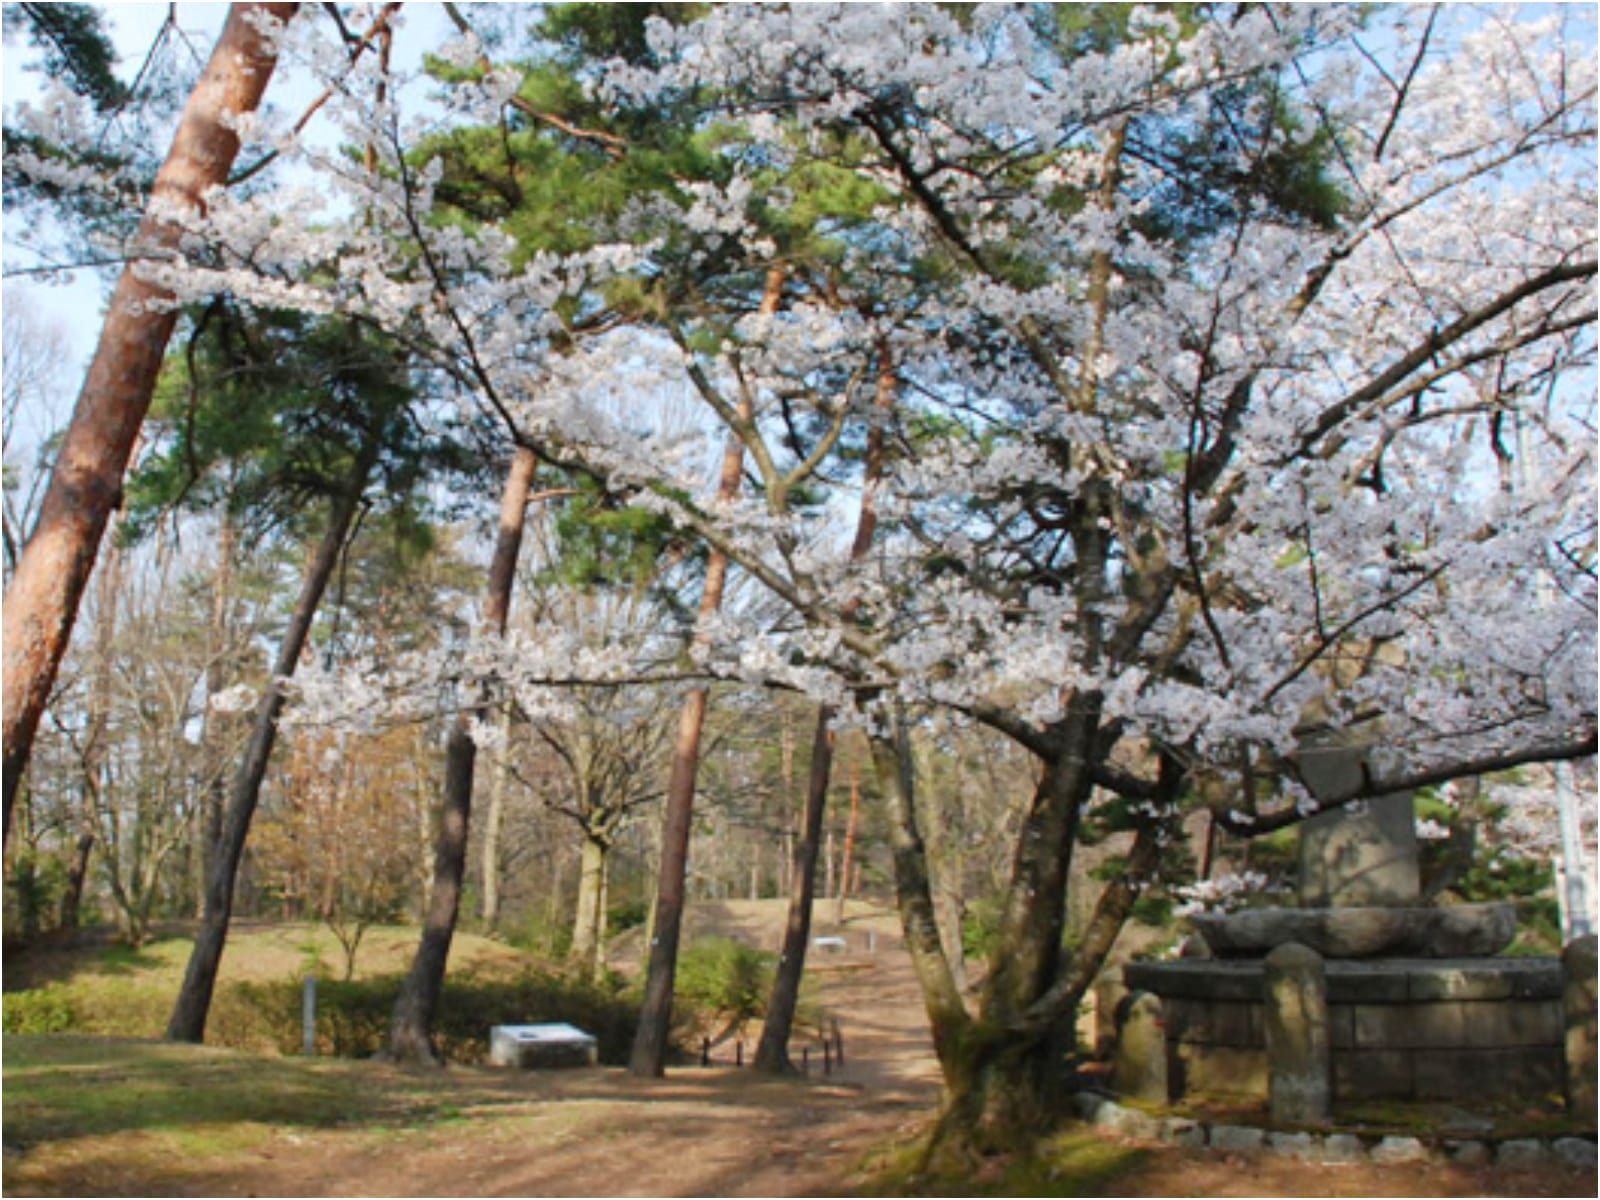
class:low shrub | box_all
[2,986,77,1034]
[672,937,774,1038]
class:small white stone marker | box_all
[489,1023,598,1068]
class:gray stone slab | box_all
[1404,958,1560,1001]
[1551,1138,1598,1170]
[1265,1131,1320,1160]
[1209,1124,1266,1153]
[1332,1049,1413,1101]
[1126,960,1263,1002]
[1412,1047,1562,1101]
[1369,1136,1430,1164]
[1159,1117,1207,1149]
[1092,1100,1162,1140]
[1442,1139,1490,1166]
[1319,1133,1367,1163]
[1495,1138,1546,1168]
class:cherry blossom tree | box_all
[35,1,1590,1154]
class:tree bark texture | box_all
[569,831,609,979]
[387,445,536,1063]
[629,269,785,1077]
[167,468,367,1043]
[1,2,299,848]
[753,707,834,1073]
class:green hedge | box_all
[233,969,646,1063]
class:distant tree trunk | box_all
[479,704,512,930]
[167,459,371,1043]
[1,2,298,849]
[569,830,609,978]
[387,445,536,1064]
[58,823,95,930]
[833,774,860,924]
[753,708,833,1072]
[196,504,238,917]
[629,269,784,1077]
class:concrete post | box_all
[301,976,317,1056]
[1562,934,1597,1122]
[1264,942,1330,1124]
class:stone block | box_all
[1352,1001,1466,1049]
[1297,786,1419,908]
[1461,999,1563,1047]
[1126,959,1262,1002]
[1112,992,1169,1104]
[1092,1100,1162,1140]
[1209,1124,1266,1154]
[1332,1049,1412,1101]
[1177,1043,1268,1100]
[1563,935,1598,1123]
[1405,958,1560,1002]
[1370,1136,1430,1164]
[1442,1139,1490,1166]
[1551,1138,1598,1170]
[1171,1000,1262,1047]
[1159,1117,1206,1148]
[1325,964,1410,1004]
[1327,1004,1355,1049]
[1320,1133,1366,1163]
[1265,1131,1319,1160]
[1070,1091,1112,1122]
[1412,1047,1562,1100]
[1495,1138,1546,1168]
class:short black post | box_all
[801,1045,810,1076]
[735,1040,743,1067]
[823,1038,832,1074]
[832,1018,844,1067]
[701,1037,711,1067]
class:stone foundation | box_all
[1123,957,1564,1104]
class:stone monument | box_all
[1121,743,1567,1110]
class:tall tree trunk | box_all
[753,708,833,1072]
[388,445,536,1064]
[869,706,970,1071]
[1,2,298,848]
[167,455,371,1043]
[629,269,785,1077]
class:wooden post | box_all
[833,1018,844,1067]
[735,1040,743,1067]
[701,1037,711,1067]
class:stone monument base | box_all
[1123,957,1564,1105]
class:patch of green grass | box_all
[859,1128,1151,1197]
[1,1034,462,1152]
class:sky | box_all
[1,1,457,421]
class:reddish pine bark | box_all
[1,2,299,845]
